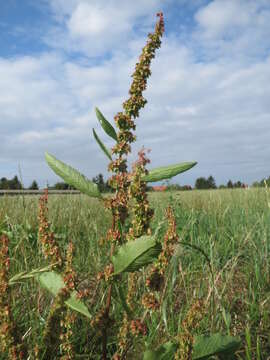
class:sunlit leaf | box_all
[37,271,91,319]
[193,333,241,359]
[142,162,197,183]
[112,235,162,275]
[45,152,101,199]
[95,107,117,141]
[92,128,112,160]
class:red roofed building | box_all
[152,185,167,192]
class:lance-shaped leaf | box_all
[92,128,112,160]
[37,271,92,319]
[143,341,178,360]
[95,107,117,142]
[45,152,101,199]
[112,235,162,275]
[193,333,241,359]
[142,162,197,183]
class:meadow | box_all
[0,188,269,359]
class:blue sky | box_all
[1,0,270,187]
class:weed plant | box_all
[1,13,269,360]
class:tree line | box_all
[2,173,270,192]
[0,174,112,192]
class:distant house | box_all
[152,185,167,192]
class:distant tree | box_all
[92,173,111,193]
[0,177,9,190]
[252,181,260,188]
[53,182,75,190]
[234,180,242,188]
[9,176,22,190]
[29,180,39,190]
[195,177,208,189]
[227,180,233,189]
[167,184,182,191]
[207,175,216,189]
[219,184,226,189]
[181,185,192,191]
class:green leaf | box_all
[142,162,197,183]
[37,271,92,319]
[143,341,178,360]
[45,152,101,199]
[112,235,162,275]
[92,128,112,160]
[9,264,56,285]
[193,333,241,359]
[95,107,117,142]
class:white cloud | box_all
[1,0,270,187]
[193,0,270,60]
[45,0,165,56]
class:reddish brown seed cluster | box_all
[141,292,160,311]
[0,234,26,359]
[106,13,165,240]
[42,238,77,358]
[90,308,113,337]
[104,263,114,282]
[127,148,154,240]
[63,242,76,291]
[155,206,179,275]
[130,319,148,336]
[117,313,129,353]
[38,189,63,268]
[175,299,205,360]
[58,242,77,359]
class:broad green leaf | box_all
[142,162,197,183]
[143,341,178,360]
[92,128,112,160]
[95,107,118,142]
[37,271,91,319]
[193,333,241,359]
[112,235,162,275]
[45,152,101,199]
[9,264,56,285]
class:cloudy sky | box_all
[1,0,270,187]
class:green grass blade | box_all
[142,162,197,183]
[37,271,92,319]
[95,107,118,142]
[45,152,101,199]
[92,128,112,160]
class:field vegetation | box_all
[0,188,269,358]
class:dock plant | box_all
[0,13,242,359]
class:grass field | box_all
[1,188,270,359]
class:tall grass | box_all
[0,188,269,358]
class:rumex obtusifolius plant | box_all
[0,13,241,359]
